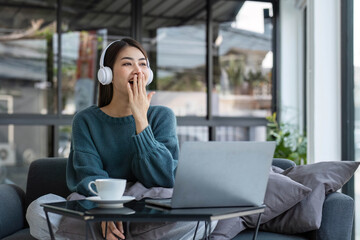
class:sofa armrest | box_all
[313,192,354,240]
[272,158,296,170]
[0,184,26,239]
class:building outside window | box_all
[142,1,274,145]
[0,0,277,195]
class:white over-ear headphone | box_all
[97,40,153,86]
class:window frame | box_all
[0,0,279,156]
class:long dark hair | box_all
[98,38,149,107]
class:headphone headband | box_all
[99,40,120,68]
[97,39,153,85]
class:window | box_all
[0,0,278,189]
[146,25,207,116]
[213,1,273,118]
[60,0,132,114]
[0,7,57,114]
[141,1,208,116]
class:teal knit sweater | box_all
[66,105,179,196]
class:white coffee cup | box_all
[88,179,126,200]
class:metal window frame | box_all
[206,0,215,140]
[0,114,268,127]
[131,0,142,42]
[0,0,279,156]
[272,0,280,121]
[341,0,355,196]
[340,1,355,238]
[303,7,307,132]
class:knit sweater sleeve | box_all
[66,112,109,196]
[131,107,179,188]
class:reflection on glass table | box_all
[42,199,265,240]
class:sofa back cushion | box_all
[0,184,26,238]
[25,158,71,209]
[272,158,296,170]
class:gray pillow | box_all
[260,161,360,234]
[208,217,247,239]
[271,165,284,174]
[282,161,360,194]
[242,171,311,228]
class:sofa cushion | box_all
[242,171,311,228]
[316,192,354,240]
[272,158,296,171]
[232,229,308,240]
[260,161,360,234]
[25,158,71,209]
[282,161,360,194]
[0,184,26,239]
[210,217,247,239]
[2,228,36,240]
[260,184,325,234]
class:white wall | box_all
[280,0,341,163]
[307,0,341,163]
[280,0,305,128]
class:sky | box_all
[233,1,273,68]
[233,1,273,34]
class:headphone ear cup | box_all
[147,67,153,86]
[97,66,113,85]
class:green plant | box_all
[223,55,245,94]
[266,113,307,165]
[244,69,268,95]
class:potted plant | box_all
[266,113,307,165]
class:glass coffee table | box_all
[42,199,265,240]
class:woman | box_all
[66,38,216,240]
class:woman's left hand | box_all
[127,73,155,134]
[101,221,125,240]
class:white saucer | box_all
[86,196,135,208]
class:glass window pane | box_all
[215,126,266,141]
[213,1,273,117]
[177,126,208,148]
[142,1,206,116]
[57,31,98,114]
[0,125,51,190]
[0,5,57,114]
[61,0,131,114]
[58,125,72,158]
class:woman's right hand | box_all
[101,221,125,240]
[127,73,155,134]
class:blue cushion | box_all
[25,158,71,209]
[317,192,354,240]
[232,229,308,240]
[272,158,296,170]
[0,184,26,238]
[2,228,35,240]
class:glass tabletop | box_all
[42,199,265,222]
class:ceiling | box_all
[0,0,245,39]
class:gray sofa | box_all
[0,158,354,240]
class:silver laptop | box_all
[146,141,276,209]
